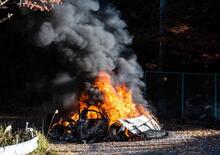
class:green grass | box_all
[0,124,33,147]
[29,131,58,155]
[0,125,57,155]
[0,125,16,147]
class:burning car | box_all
[50,72,167,143]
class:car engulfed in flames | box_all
[50,72,167,143]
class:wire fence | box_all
[144,71,220,122]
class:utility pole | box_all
[159,0,167,70]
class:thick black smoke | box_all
[35,0,147,106]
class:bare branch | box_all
[0,13,13,23]
[0,0,9,7]
[0,0,13,23]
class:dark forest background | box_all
[1,0,220,117]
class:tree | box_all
[0,0,62,23]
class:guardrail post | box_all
[181,72,184,119]
[214,74,218,122]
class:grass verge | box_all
[0,124,57,155]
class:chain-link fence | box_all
[145,71,220,122]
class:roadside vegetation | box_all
[0,124,57,155]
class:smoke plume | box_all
[35,0,147,106]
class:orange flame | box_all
[93,72,147,126]
[55,71,152,128]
